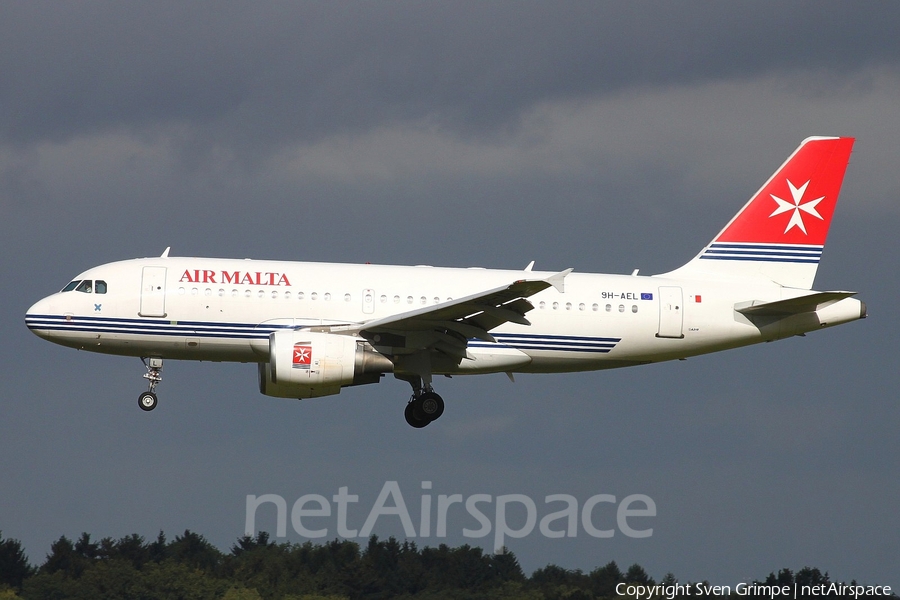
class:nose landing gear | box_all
[138,357,163,411]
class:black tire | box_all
[138,391,158,412]
[418,391,444,421]
[404,400,429,428]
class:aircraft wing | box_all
[735,291,857,317]
[337,269,572,358]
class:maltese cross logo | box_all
[292,344,312,369]
[769,179,824,235]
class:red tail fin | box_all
[714,136,854,246]
[663,137,855,289]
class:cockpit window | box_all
[61,279,106,293]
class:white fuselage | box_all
[25,256,865,376]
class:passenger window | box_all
[75,280,93,293]
[61,280,81,292]
[95,280,107,294]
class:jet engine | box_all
[258,330,393,399]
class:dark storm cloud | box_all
[2,1,899,149]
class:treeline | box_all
[0,530,894,599]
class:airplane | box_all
[26,136,866,427]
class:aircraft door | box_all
[139,266,168,317]
[362,289,375,314]
[657,286,684,339]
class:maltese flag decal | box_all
[699,136,854,267]
[292,343,312,369]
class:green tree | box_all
[589,560,623,597]
[795,566,829,587]
[0,532,34,589]
[764,568,794,586]
[419,543,495,590]
[231,532,275,557]
[148,531,168,564]
[490,547,525,583]
[166,530,222,573]
[72,533,98,561]
[138,561,226,600]
[660,572,677,586]
[625,563,653,585]
[358,535,407,597]
[111,533,151,569]
[40,536,91,579]
[222,587,263,600]
[531,564,592,599]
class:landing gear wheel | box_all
[418,391,444,421]
[138,391,158,412]
[139,357,163,412]
[405,401,429,428]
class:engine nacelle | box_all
[258,330,392,399]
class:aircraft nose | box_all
[25,296,57,339]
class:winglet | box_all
[546,268,574,293]
[160,247,171,258]
[524,261,535,272]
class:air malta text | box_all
[179,269,292,286]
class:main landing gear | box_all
[138,357,163,412]
[403,376,445,428]
[404,391,445,428]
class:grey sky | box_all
[2,1,898,587]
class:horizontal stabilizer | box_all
[735,291,856,317]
